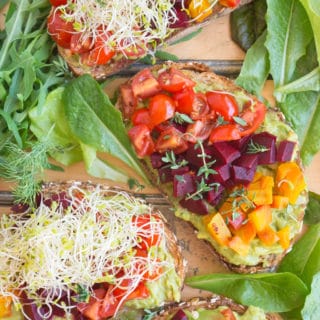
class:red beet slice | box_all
[230,134,252,151]
[185,144,216,168]
[158,166,173,183]
[277,140,296,162]
[211,141,241,164]
[233,154,258,170]
[173,172,196,197]
[231,165,255,185]
[206,184,225,206]
[179,198,209,214]
[249,132,276,165]
[172,166,190,176]
[150,153,164,168]
[172,309,188,320]
[228,210,247,230]
[209,164,230,184]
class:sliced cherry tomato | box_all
[149,94,176,127]
[190,93,211,120]
[47,9,74,48]
[70,33,93,54]
[155,127,188,154]
[219,0,240,8]
[131,69,161,99]
[173,87,196,114]
[238,101,267,136]
[133,249,163,280]
[131,108,152,127]
[185,119,214,143]
[49,0,68,5]
[113,278,149,300]
[119,84,137,119]
[209,124,241,143]
[206,91,239,121]
[121,42,147,59]
[220,307,237,320]
[128,125,155,158]
[100,287,120,318]
[77,288,106,320]
[158,67,195,92]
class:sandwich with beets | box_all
[0,182,186,320]
[116,62,308,273]
[47,0,245,79]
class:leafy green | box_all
[265,0,313,101]
[235,31,269,96]
[230,0,267,51]
[301,272,320,320]
[62,75,148,182]
[171,28,203,45]
[304,192,320,224]
[185,272,308,312]
[278,224,320,288]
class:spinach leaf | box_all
[301,272,320,320]
[265,0,313,101]
[304,192,320,224]
[235,31,269,96]
[278,224,320,288]
[185,272,308,312]
[63,75,148,182]
[230,0,267,51]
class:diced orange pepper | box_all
[220,307,237,320]
[0,296,12,317]
[257,225,279,246]
[234,220,256,244]
[228,236,250,256]
[277,226,291,250]
[206,213,231,246]
[272,195,289,209]
[188,0,213,22]
[219,199,247,231]
[247,175,274,206]
[276,162,306,205]
[248,205,272,232]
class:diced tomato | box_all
[238,101,267,137]
[219,0,241,8]
[121,42,147,59]
[173,87,196,114]
[77,288,106,320]
[206,91,239,121]
[131,69,161,99]
[209,124,241,143]
[185,119,214,143]
[128,125,155,158]
[49,0,68,6]
[148,94,176,127]
[119,84,137,119]
[131,108,152,127]
[158,67,195,92]
[100,287,120,319]
[70,33,93,54]
[47,9,75,48]
[190,93,211,120]
[220,307,237,320]
[155,127,188,154]
[113,278,149,300]
[83,42,115,66]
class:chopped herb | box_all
[195,140,217,179]
[247,139,270,154]
[163,134,171,140]
[175,175,186,182]
[186,178,219,200]
[173,112,194,124]
[216,115,229,125]
[233,116,247,126]
[127,178,145,191]
[75,285,90,302]
[161,150,188,169]
[143,309,159,320]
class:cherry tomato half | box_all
[47,9,74,48]
[70,33,93,54]
[209,124,241,143]
[148,94,176,127]
[206,91,239,121]
[49,0,67,6]
[173,87,196,115]
[131,69,161,99]
[155,127,188,154]
[158,67,195,92]
[128,125,155,158]
[185,119,214,143]
[131,108,151,127]
[121,42,147,59]
[190,93,210,120]
[219,0,240,8]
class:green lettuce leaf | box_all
[301,272,320,320]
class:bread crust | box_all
[115,61,307,274]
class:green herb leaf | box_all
[233,116,247,126]
[186,272,308,312]
[154,50,178,61]
[301,272,320,320]
[173,112,194,124]
[63,75,148,182]
[278,223,320,288]
[171,28,203,45]
[304,192,320,224]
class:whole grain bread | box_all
[115,62,308,274]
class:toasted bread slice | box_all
[116,62,308,273]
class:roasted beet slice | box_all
[173,172,196,197]
[211,141,241,164]
[171,166,190,176]
[231,165,255,185]
[248,132,276,165]
[185,144,216,168]
[172,309,188,320]
[150,153,164,169]
[230,134,252,151]
[157,166,173,183]
[179,198,209,214]
[206,184,225,206]
[277,140,296,162]
[233,154,258,170]
[209,164,230,184]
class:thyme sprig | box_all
[247,140,270,154]
[186,178,219,200]
[161,150,188,169]
[229,187,255,212]
[173,112,194,124]
[195,140,217,179]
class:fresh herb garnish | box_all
[173,112,194,124]
[186,178,219,200]
[246,139,270,154]
[216,115,229,125]
[161,150,188,170]
[127,178,145,191]
[75,285,90,303]
[195,140,217,179]
[233,116,247,126]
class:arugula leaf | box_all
[235,31,269,96]
[304,192,320,224]
[186,272,308,312]
[171,28,203,45]
[265,0,313,101]
[63,75,148,182]
[301,272,320,320]
[278,224,320,288]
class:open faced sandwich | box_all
[0,182,185,319]
[47,0,245,79]
[116,62,308,273]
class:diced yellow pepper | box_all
[0,296,12,317]
[272,195,289,209]
[248,205,272,232]
[206,213,231,246]
[188,0,213,22]
[234,220,256,244]
[277,226,291,250]
[248,175,274,205]
[228,236,250,256]
[257,225,279,246]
